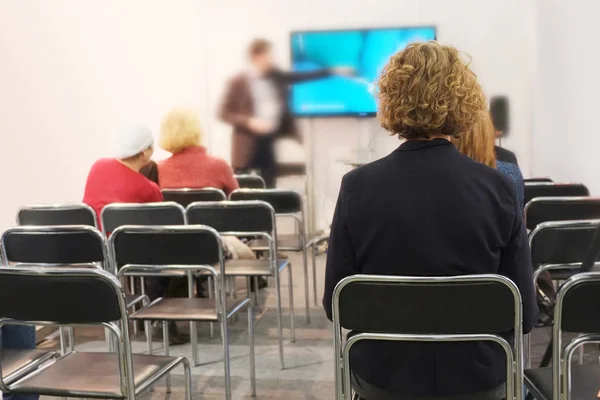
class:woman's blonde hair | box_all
[159,108,202,153]
[377,41,487,140]
[452,111,497,168]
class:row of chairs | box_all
[5,199,309,399]
[20,187,315,324]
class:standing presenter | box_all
[220,38,352,188]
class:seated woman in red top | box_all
[157,108,239,194]
[83,123,163,220]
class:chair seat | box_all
[250,234,302,251]
[130,297,247,322]
[10,351,183,398]
[525,364,600,400]
[2,349,56,384]
[224,258,289,276]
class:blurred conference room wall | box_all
[0,0,594,232]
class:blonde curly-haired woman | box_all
[323,42,536,400]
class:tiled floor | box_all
[37,252,595,399]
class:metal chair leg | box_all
[579,344,584,364]
[60,327,68,354]
[253,276,259,307]
[145,320,152,355]
[183,358,192,400]
[130,276,138,336]
[312,244,318,306]
[67,327,75,352]
[188,271,200,366]
[221,314,232,400]
[302,246,311,324]
[209,277,215,340]
[287,264,296,343]
[524,333,531,369]
[248,297,256,397]
[275,269,285,369]
[163,322,171,392]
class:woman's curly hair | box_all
[377,41,487,140]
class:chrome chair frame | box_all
[234,174,266,189]
[230,189,311,324]
[526,219,600,368]
[332,274,524,400]
[100,202,187,235]
[161,188,227,207]
[186,200,294,369]
[109,225,255,400]
[100,202,187,336]
[0,347,58,387]
[0,267,191,400]
[0,225,122,353]
[524,197,600,230]
[524,273,600,400]
[17,203,98,228]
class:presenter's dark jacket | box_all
[219,68,330,170]
[323,139,537,397]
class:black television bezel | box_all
[289,25,438,118]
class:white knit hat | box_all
[114,123,154,159]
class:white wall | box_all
[532,0,600,194]
[0,0,536,231]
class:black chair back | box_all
[235,175,266,189]
[186,201,274,233]
[524,178,553,184]
[559,273,600,333]
[0,267,123,324]
[100,202,185,234]
[161,188,226,208]
[524,183,589,207]
[525,197,600,231]
[230,189,302,214]
[334,275,519,334]
[17,204,97,227]
[529,220,600,267]
[1,226,107,266]
[108,225,222,268]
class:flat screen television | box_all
[290,26,437,117]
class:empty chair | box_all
[333,274,524,400]
[235,174,266,189]
[527,220,600,368]
[525,197,600,231]
[0,225,147,352]
[0,266,192,400]
[525,273,600,400]
[100,202,185,234]
[108,225,255,400]
[17,203,97,227]
[1,225,107,270]
[524,183,589,207]
[230,189,311,323]
[186,200,293,369]
[530,220,600,281]
[524,178,553,184]
[161,188,226,208]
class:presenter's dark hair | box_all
[248,38,271,57]
[377,41,486,140]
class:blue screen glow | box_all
[290,26,436,117]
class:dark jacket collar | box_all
[395,138,453,152]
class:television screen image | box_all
[290,26,436,117]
